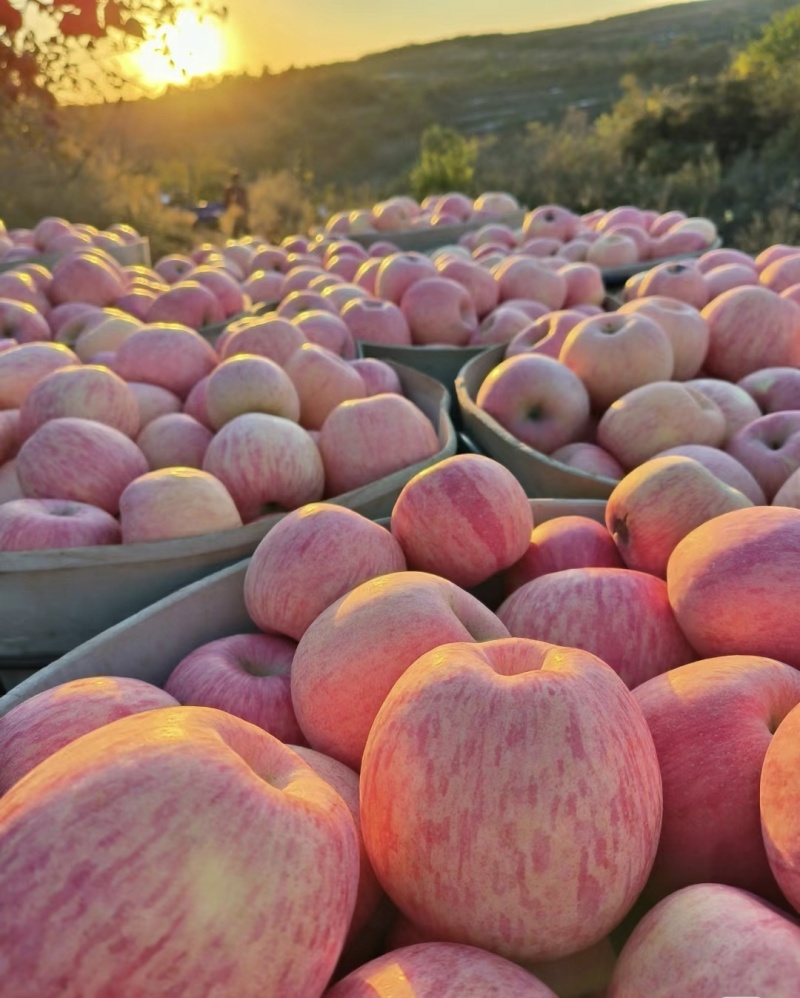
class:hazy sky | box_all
[138,0,709,84]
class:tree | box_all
[731,4,800,83]
[409,124,478,201]
[0,0,225,106]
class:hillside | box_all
[65,0,796,195]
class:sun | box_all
[127,9,229,89]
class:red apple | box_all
[637,261,709,310]
[136,413,213,470]
[349,358,402,396]
[685,376,763,444]
[129,381,182,427]
[113,323,219,400]
[0,341,79,409]
[618,296,709,381]
[738,366,800,413]
[549,442,625,480]
[654,443,766,504]
[726,410,800,500]
[206,353,300,429]
[219,314,307,366]
[0,497,121,552]
[400,277,478,346]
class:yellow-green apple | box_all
[726,411,800,500]
[348,358,402,396]
[762,698,800,913]
[505,515,624,594]
[154,253,194,284]
[505,309,587,358]
[360,638,662,962]
[702,285,800,380]
[400,277,478,346]
[476,353,591,454]
[493,256,567,310]
[597,382,726,469]
[637,261,708,310]
[0,409,19,464]
[293,310,357,359]
[219,314,307,365]
[340,298,411,346]
[146,280,225,327]
[549,442,625,479]
[635,655,800,906]
[498,568,694,688]
[0,706,360,997]
[244,503,406,641]
[375,252,437,305]
[47,251,127,307]
[0,341,79,409]
[559,261,606,308]
[135,413,213,470]
[187,264,247,317]
[618,297,709,380]
[319,393,439,496]
[607,884,800,998]
[0,676,177,793]
[17,416,148,514]
[524,203,580,242]
[284,344,366,431]
[291,571,508,769]
[73,311,143,361]
[559,312,674,411]
[667,505,800,666]
[654,443,766,504]
[739,366,800,413]
[327,942,559,997]
[119,468,243,542]
[129,381,182,427]
[164,633,301,742]
[435,257,499,318]
[113,323,219,400]
[0,497,120,552]
[205,354,300,429]
[19,364,140,441]
[475,305,537,347]
[704,262,759,299]
[0,299,51,344]
[203,412,324,521]
[242,268,284,305]
[606,455,753,578]
[390,454,532,588]
[587,233,639,268]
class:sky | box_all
[122,0,709,91]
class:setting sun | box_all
[127,9,229,89]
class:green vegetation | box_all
[2,0,800,258]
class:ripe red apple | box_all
[684,376,763,444]
[0,299,51,344]
[113,323,219,400]
[206,353,300,429]
[617,296,709,381]
[349,358,402,396]
[219,314,307,366]
[47,251,126,307]
[726,410,800,500]
[436,257,499,318]
[524,203,580,242]
[401,277,479,346]
[187,264,247,317]
[474,305,537,347]
[135,413,213,470]
[654,443,766,504]
[375,252,437,304]
[0,706,360,996]
[476,353,591,454]
[738,365,800,413]
[293,309,357,359]
[493,256,567,310]
[73,311,142,362]
[318,393,440,497]
[129,381,182,427]
[340,297,411,346]
[0,497,121,552]
[0,341,79,409]
[360,638,662,963]
[284,344,366,431]
[638,261,709,310]
[549,442,625,480]
[119,468,243,542]
[390,454,532,588]
[505,309,586,358]
[498,568,694,688]
[559,261,606,308]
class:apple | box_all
[549,442,625,480]
[283,344,366,431]
[136,413,213,470]
[113,323,219,400]
[187,265,247,317]
[360,638,662,963]
[755,243,800,274]
[726,410,800,500]
[277,289,338,321]
[0,460,22,503]
[0,497,121,552]
[242,269,284,305]
[685,376,763,444]
[128,381,182,427]
[505,515,624,594]
[47,302,98,339]
[586,233,639,268]
[559,262,606,308]
[634,655,800,906]
[473,191,520,216]
[17,416,149,514]
[0,341,79,409]
[696,247,756,273]
[476,353,591,454]
[219,314,307,366]
[119,468,243,542]
[524,203,580,242]
[493,256,567,310]
[605,455,753,578]
[667,505,800,667]
[244,503,407,641]
[648,229,708,259]
[0,299,51,344]
[318,393,440,497]
[654,443,766,504]
[32,215,73,249]
[701,285,800,381]
[73,312,143,362]
[164,633,301,742]
[48,251,126,307]
[0,409,19,465]
[327,942,559,997]
[400,277,478,346]
[738,366,800,413]
[348,358,402,396]
[19,364,141,442]
[505,309,586,359]
[280,265,326,296]
[618,297,709,381]
[146,281,225,328]
[0,706,360,997]
[293,309,357,359]
[435,257,499,318]
[475,306,536,347]
[353,258,381,295]
[603,224,651,259]
[203,412,324,521]
[559,312,674,411]
[760,252,800,294]
[206,354,300,430]
[154,253,194,284]
[762,698,800,914]
[291,571,509,769]
[637,261,709,310]
[704,262,760,299]
[518,236,563,258]
[375,252,437,305]
[0,676,178,793]
[597,382,726,469]
[390,454,532,589]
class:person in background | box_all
[223,168,250,238]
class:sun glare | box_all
[128,9,229,89]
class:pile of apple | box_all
[473,241,800,499]
[0,215,144,266]
[2,451,800,996]
[322,190,524,237]
[0,250,443,551]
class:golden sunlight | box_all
[128,9,229,89]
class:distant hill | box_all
[65,0,796,194]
